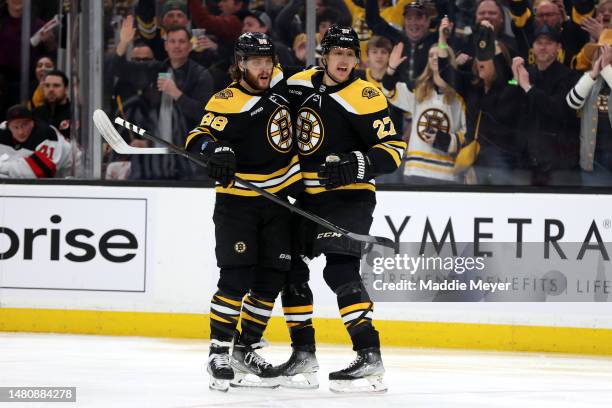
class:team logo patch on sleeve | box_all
[362,87,380,99]
[267,106,293,152]
[215,89,234,99]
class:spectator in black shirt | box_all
[507,0,590,67]
[112,22,214,179]
[366,0,438,89]
[459,0,518,59]
[32,70,72,140]
[512,25,581,185]
[439,18,524,185]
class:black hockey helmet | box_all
[320,25,360,59]
[234,32,276,60]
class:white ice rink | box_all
[2,332,612,408]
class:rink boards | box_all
[1,183,612,355]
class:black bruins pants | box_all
[213,196,292,270]
[209,196,291,343]
[282,193,380,351]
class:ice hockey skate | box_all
[274,345,319,389]
[328,347,387,393]
[207,340,234,392]
[230,339,279,388]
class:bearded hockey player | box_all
[185,32,302,392]
[279,26,407,393]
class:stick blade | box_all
[93,110,172,155]
[93,109,132,154]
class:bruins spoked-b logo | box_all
[296,108,324,155]
[234,241,247,253]
[267,106,293,153]
[214,89,233,99]
[417,108,450,142]
[362,86,380,99]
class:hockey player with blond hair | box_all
[277,25,407,393]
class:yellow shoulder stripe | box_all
[287,67,319,85]
[332,79,388,114]
[205,87,260,114]
[270,66,284,87]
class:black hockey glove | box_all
[318,151,372,190]
[200,140,236,187]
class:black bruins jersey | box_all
[287,67,406,197]
[186,67,302,198]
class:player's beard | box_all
[244,69,272,91]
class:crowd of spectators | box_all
[3,0,612,186]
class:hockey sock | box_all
[336,281,380,351]
[239,291,275,346]
[323,253,380,351]
[210,290,242,341]
[281,282,315,349]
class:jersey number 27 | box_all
[373,117,397,139]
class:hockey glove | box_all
[318,151,371,190]
[200,140,236,187]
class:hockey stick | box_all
[94,109,172,155]
[93,109,395,249]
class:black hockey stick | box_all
[93,109,395,249]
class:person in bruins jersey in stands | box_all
[278,26,407,393]
[185,32,303,392]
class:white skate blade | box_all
[207,366,232,392]
[209,377,230,392]
[230,371,279,389]
[329,375,388,394]
[279,372,319,389]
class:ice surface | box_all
[1,332,612,408]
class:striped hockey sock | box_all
[209,291,242,341]
[339,300,374,336]
[335,282,379,350]
[239,292,274,345]
[281,283,315,348]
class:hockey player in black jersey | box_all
[278,26,407,393]
[185,32,303,392]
